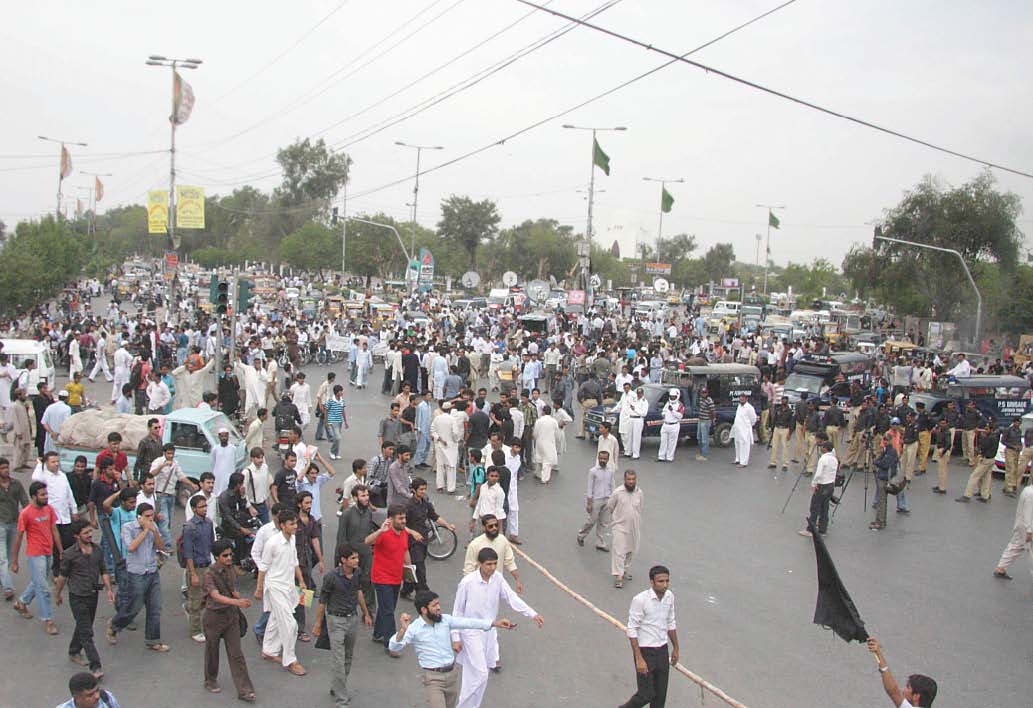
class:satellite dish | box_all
[653,277,670,293]
[589,273,602,289]
[461,271,481,289]
[502,271,518,287]
[527,279,549,304]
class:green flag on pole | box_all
[661,187,675,213]
[769,210,780,229]
[593,138,610,176]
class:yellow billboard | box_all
[147,191,168,234]
[176,185,205,229]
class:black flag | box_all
[808,519,869,643]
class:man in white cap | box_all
[41,390,73,454]
[211,428,237,496]
[732,393,758,467]
[656,389,684,463]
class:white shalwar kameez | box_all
[628,394,648,459]
[606,484,643,579]
[532,414,559,484]
[503,449,521,535]
[260,532,300,668]
[732,401,758,465]
[617,390,635,454]
[432,410,460,492]
[452,571,537,708]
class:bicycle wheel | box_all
[426,523,458,560]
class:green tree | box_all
[492,219,577,281]
[437,196,500,269]
[279,222,341,276]
[703,243,735,283]
[274,138,351,208]
[0,217,84,314]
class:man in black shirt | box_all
[88,458,122,575]
[467,406,491,453]
[957,417,1000,503]
[133,418,163,484]
[767,396,794,471]
[915,401,934,475]
[803,401,823,475]
[791,394,809,463]
[55,520,114,679]
[219,472,258,568]
[271,451,299,511]
[900,413,920,481]
[960,401,983,466]
[401,478,456,600]
[932,419,953,494]
[1000,417,1024,496]
[67,456,93,517]
[312,543,372,706]
[822,405,845,459]
[576,374,602,439]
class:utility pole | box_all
[642,176,684,265]
[38,135,88,220]
[563,124,627,304]
[340,181,348,287]
[80,171,111,237]
[396,141,444,293]
[756,203,785,295]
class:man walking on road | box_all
[618,565,678,708]
[577,450,614,551]
[255,508,307,676]
[11,480,62,635]
[798,441,838,538]
[55,519,115,679]
[992,484,1033,580]
[608,470,644,589]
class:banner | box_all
[147,190,169,234]
[325,333,350,353]
[176,185,205,228]
[171,71,195,125]
[94,177,104,202]
[60,145,73,179]
[644,262,672,275]
[720,277,740,289]
[417,247,435,293]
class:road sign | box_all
[644,262,672,275]
[653,277,670,293]
[502,271,518,287]
[589,273,602,289]
[721,277,740,288]
[527,279,549,304]
[461,271,481,288]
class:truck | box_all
[57,408,248,507]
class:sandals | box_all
[614,578,624,589]
[238,692,256,703]
[13,600,32,619]
[205,683,222,694]
[146,643,171,652]
[285,661,307,676]
[44,620,59,635]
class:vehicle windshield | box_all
[784,373,823,395]
[204,415,243,445]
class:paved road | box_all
[3,353,1030,707]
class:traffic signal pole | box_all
[229,275,237,368]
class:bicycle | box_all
[425,522,458,561]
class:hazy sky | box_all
[3,0,1032,270]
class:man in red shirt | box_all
[95,433,129,485]
[364,504,422,654]
[11,481,62,635]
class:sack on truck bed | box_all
[58,410,163,450]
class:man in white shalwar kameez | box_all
[431,354,449,400]
[627,388,649,460]
[171,355,215,409]
[452,547,543,708]
[289,373,313,429]
[110,341,133,404]
[606,470,643,589]
[255,510,307,676]
[236,358,266,424]
[616,383,635,457]
[432,402,461,493]
[532,407,560,484]
[732,394,758,467]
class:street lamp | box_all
[642,176,685,263]
[39,135,88,219]
[395,141,444,292]
[80,170,112,237]
[756,203,785,295]
[563,125,627,302]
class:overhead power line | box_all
[515,0,1033,180]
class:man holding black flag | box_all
[868,637,938,707]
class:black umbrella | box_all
[808,519,869,643]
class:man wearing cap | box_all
[657,390,684,464]
[211,429,237,497]
[731,393,758,467]
[41,390,73,454]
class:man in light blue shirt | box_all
[56,671,120,708]
[389,590,514,708]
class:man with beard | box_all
[390,590,516,708]
[31,382,53,458]
[462,514,523,593]
[336,484,378,614]
[607,470,644,589]
[402,347,421,393]
[7,388,34,472]
[451,548,543,708]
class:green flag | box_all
[661,187,675,213]
[769,210,780,229]
[593,138,610,176]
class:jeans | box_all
[156,494,175,547]
[20,554,53,620]
[414,430,431,466]
[315,413,327,440]
[697,420,711,458]
[0,521,16,592]
[112,571,162,644]
[68,593,102,669]
[253,502,270,525]
[808,483,835,534]
[96,514,115,575]
[895,483,909,512]
[373,583,400,646]
[328,613,359,706]
[327,421,343,457]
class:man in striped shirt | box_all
[324,385,348,460]
[695,389,716,462]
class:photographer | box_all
[218,472,259,571]
[867,636,937,707]
[870,433,899,531]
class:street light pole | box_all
[875,234,983,345]
[756,203,785,295]
[643,176,684,263]
[396,141,443,292]
[80,171,111,237]
[38,135,88,220]
[563,124,626,303]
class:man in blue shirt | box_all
[182,495,215,642]
[106,502,169,652]
[57,671,120,708]
[389,590,515,708]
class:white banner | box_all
[325,333,350,353]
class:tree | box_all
[491,219,577,281]
[0,217,84,314]
[274,138,350,208]
[279,222,340,276]
[847,171,1022,325]
[656,233,697,264]
[437,196,500,269]
[703,243,735,283]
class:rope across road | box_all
[512,546,750,708]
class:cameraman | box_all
[870,433,899,531]
[867,636,937,707]
[218,472,259,571]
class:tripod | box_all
[830,431,873,521]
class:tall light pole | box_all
[756,203,785,295]
[147,54,201,322]
[80,170,111,237]
[38,135,88,220]
[395,141,443,292]
[642,176,684,263]
[563,124,626,303]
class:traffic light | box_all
[215,280,229,315]
[237,278,254,311]
[331,207,339,226]
[209,278,218,304]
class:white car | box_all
[994,412,1033,477]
